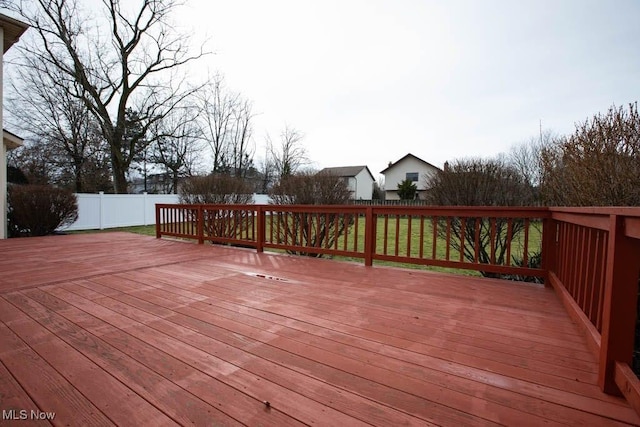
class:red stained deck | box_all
[0,232,638,426]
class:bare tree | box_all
[256,145,276,193]
[8,0,207,193]
[540,103,640,206]
[7,62,107,192]
[508,129,556,191]
[267,125,309,179]
[228,98,255,178]
[196,75,237,173]
[148,104,204,193]
[195,75,255,175]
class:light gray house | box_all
[319,165,375,200]
[380,153,441,200]
[1,14,29,239]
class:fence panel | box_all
[61,193,180,231]
[62,193,269,231]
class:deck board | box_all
[0,232,638,426]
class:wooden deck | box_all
[0,232,638,426]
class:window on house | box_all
[406,172,419,182]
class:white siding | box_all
[353,168,374,200]
[383,157,439,200]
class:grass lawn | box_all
[66,225,157,237]
[335,216,542,276]
[71,215,542,277]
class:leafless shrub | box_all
[540,102,640,206]
[8,185,78,237]
[427,158,535,278]
[179,174,253,204]
[269,171,353,257]
[179,174,253,242]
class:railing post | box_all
[364,206,374,266]
[541,214,557,288]
[155,204,161,239]
[256,205,265,253]
[599,214,640,394]
[197,205,204,244]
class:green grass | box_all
[66,224,157,237]
[334,216,543,276]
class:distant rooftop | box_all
[319,165,374,179]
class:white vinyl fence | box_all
[61,192,272,231]
[60,193,179,231]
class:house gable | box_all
[381,153,441,200]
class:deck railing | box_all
[156,203,640,411]
[156,204,548,277]
[545,207,640,412]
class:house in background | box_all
[1,14,29,239]
[319,165,375,200]
[380,153,441,200]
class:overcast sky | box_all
[174,0,640,178]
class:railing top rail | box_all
[370,205,549,217]
[156,203,259,209]
[549,206,640,217]
[156,203,549,216]
[156,203,367,213]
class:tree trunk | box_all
[111,150,129,193]
[173,171,179,195]
[73,158,83,193]
[75,173,83,193]
[113,169,128,193]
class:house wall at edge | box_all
[353,168,374,200]
[1,26,6,239]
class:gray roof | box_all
[319,166,374,181]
